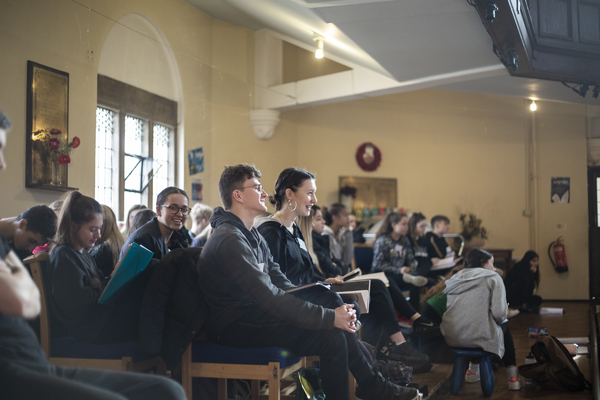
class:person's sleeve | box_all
[133,233,163,260]
[214,234,335,330]
[405,240,417,273]
[489,275,508,324]
[50,250,102,320]
[425,234,442,259]
[372,237,400,273]
[258,225,288,275]
[341,229,354,267]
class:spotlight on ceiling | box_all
[530,100,537,112]
[485,1,499,22]
[313,33,325,59]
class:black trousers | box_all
[364,279,404,339]
[217,290,376,400]
[506,277,542,309]
[385,272,421,311]
[1,361,185,400]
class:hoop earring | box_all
[288,199,297,212]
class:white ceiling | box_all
[186,0,600,107]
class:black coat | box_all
[120,217,189,261]
[139,247,206,370]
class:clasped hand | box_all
[334,303,357,333]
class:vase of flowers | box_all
[32,128,80,187]
[459,213,488,250]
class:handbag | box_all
[296,368,326,400]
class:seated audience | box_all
[0,108,186,400]
[424,215,457,267]
[310,205,344,277]
[0,205,57,260]
[199,164,419,400]
[89,205,125,278]
[348,214,366,244]
[190,224,213,248]
[130,209,157,233]
[48,191,151,343]
[322,203,354,273]
[442,248,522,390]
[371,212,428,309]
[188,203,212,240]
[120,187,189,261]
[122,204,147,238]
[33,200,64,254]
[406,213,433,277]
[504,250,542,313]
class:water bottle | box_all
[525,352,535,384]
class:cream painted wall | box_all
[282,90,589,300]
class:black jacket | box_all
[139,247,205,370]
[256,218,323,286]
[120,217,188,261]
[312,231,344,278]
[199,208,335,336]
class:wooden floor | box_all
[414,301,593,400]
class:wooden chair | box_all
[24,252,165,373]
[180,340,306,400]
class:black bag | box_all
[518,336,590,391]
[296,368,326,400]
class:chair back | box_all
[23,252,51,354]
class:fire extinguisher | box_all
[548,236,568,273]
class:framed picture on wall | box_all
[25,60,76,191]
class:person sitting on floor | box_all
[0,205,57,260]
[120,187,189,261]
[89,205,125,278]
[504,250,542,313]
[199,163,420,400]
[441,248,522,391]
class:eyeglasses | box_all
[240,184,264,193]
[162,204,190,216]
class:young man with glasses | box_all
[120,187,190,261]
[199,164,419,400]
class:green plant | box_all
[459,213,488,241]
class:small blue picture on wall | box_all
[188,147,204,175]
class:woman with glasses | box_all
[47,191,154,343]
[120,187,190,261]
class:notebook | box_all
[98,242,153,305]
[332,280,371,314]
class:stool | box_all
[450,348,495,397]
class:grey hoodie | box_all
[199,207,336,336]
[441,268,507,357]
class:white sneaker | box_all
[507,309,520,319]
[465,366,480,383]
[402,274,428,287]
[508,376,523,390]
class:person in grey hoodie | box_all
[441,248,522,390]
[199,164,419,400]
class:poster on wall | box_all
[191,178,203,202]
[188,147,204,175]
[551,177,570,203]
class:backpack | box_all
[518,336,590,391]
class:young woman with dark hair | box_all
[89,205,125,278]
[256,168,432,373]
[120,187,189,261]
[504,250,542,313]
[322,203,354,273]
[372,212,429,309]
[47,191,151,344]
[122,204,147,239]
[441,248,522,390]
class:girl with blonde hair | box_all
[90,205,125,277]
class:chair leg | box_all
[218,379,228,400]
[268,362,280,400]
[450,356,466,395]
[251,380,260,400]
[479,356,495,397]
[181,345,192,400]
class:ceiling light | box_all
[529,100,537,111]
[313,33,325,59]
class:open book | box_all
[345,271,389,287]
[332,280,371,314]
[98,243,153,305]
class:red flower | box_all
[50,129,62,135]
[71,136,80,148]
[58,154,71,165]
[49,138,60,150]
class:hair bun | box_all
[267,194,277,206]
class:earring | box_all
[288,199,297,212]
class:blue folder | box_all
[98,242,153,305]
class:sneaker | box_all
[356,372,419,400]
[508,375,523,390]
[412,317,441,337]
[507,309,520,319]
[377,342,432,373]
[519,304,540,313]
[465,367,480,383]
[402,274,428,287]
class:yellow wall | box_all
[0,1,589,299]
[281,90,589,300]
